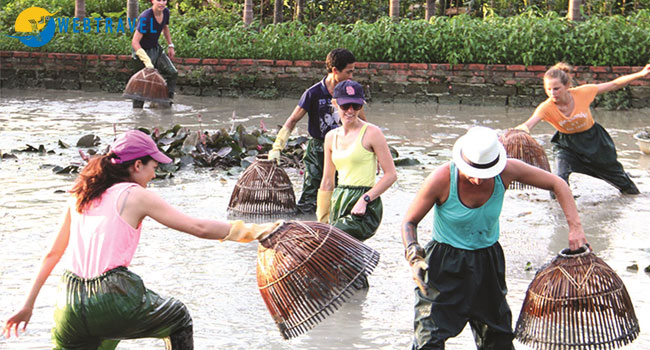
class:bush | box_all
[2,10,649,67]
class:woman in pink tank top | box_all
[3,130,279,349]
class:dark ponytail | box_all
[70,153,152,213]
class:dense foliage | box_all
[2,8,649,67]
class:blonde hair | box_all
[544,62,573,86]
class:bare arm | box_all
[131,30,143,51]
[123,187,231,240]
[362,125,396,201]
[518,104,546,132]
[282,106,307,131]
[596,64,650,94]
[162,24,174,59]
[319,131,336,192]
[501,159,587,249]
[401,164,449,248]
[2,205,72,338]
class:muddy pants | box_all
[131,45,177,105]
[552,123,638,194]
[52,267,193,350]
[297,138,324,213]
[412,241,514,350]
[330,185,383,242]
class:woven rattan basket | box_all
[515,246,639,350]
[122,68,170,104]
[228,156,297,216]
[257,221,380,339]
[499,129,551,190]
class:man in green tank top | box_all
[401,126,588,350]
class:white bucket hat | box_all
[452,126,507,179]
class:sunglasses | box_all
[340,103,363,111]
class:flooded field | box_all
[1,89,649,350]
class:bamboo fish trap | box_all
[499,129,551,190]
[256,221,380,339]
[228,156,297,216]
[515,246,639,350]
[122,68,170,104]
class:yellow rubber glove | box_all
[514,124,530,133]
[135,48,154,69]
[316,190,332,223]
[223,220,282,243]
[268,126,292,164]
[405,242,429,295]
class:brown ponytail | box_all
[70,153,153,213]
[545,62,573,86]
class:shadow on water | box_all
[1,89,649,349]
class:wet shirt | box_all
[432,162,505,250]
[331,123,377,187]
[298,77,340,140]
[68,182,142,278]
[136,8,169,49]
[535,84,598,134]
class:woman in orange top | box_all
[517,62,650,194]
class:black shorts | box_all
[412,241,514,350]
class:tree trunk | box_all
[425,0,436,20]
[389,0,399,20]
[437,0,446,16]
[75,0,85,19]
[294,0,305,21]
[126,0,138,31]
[568,0,582,21]
[273,0,283,24]
[243,0,254,26]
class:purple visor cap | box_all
[110,130,172,164]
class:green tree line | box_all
[1,0,649,66]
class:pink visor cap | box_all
[110,130,172,164]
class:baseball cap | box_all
[110,130,172,164]
[333,80,366,105]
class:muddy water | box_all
[1,89,648,350]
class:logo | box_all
[6,7,141,48]
[6,7,59,48]
[346,86,355,96]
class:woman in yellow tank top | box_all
[316,80,397,242]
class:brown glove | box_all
[405,242,428,295]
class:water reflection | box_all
[0,89,648,350]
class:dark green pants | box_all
[297,138,324,213]
[52,267,193,350]
[412,241,514,350]
[330,185,383,242]
[552,123,638,194]
[131,45,177,98]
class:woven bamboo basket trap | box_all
[515,246,639,350]
[256,221,380,339]
[499,129,551,190]
[122,68,170,104]
[228,156,297,216]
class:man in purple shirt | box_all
[269,48,366,213]
[130,0,177,108]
